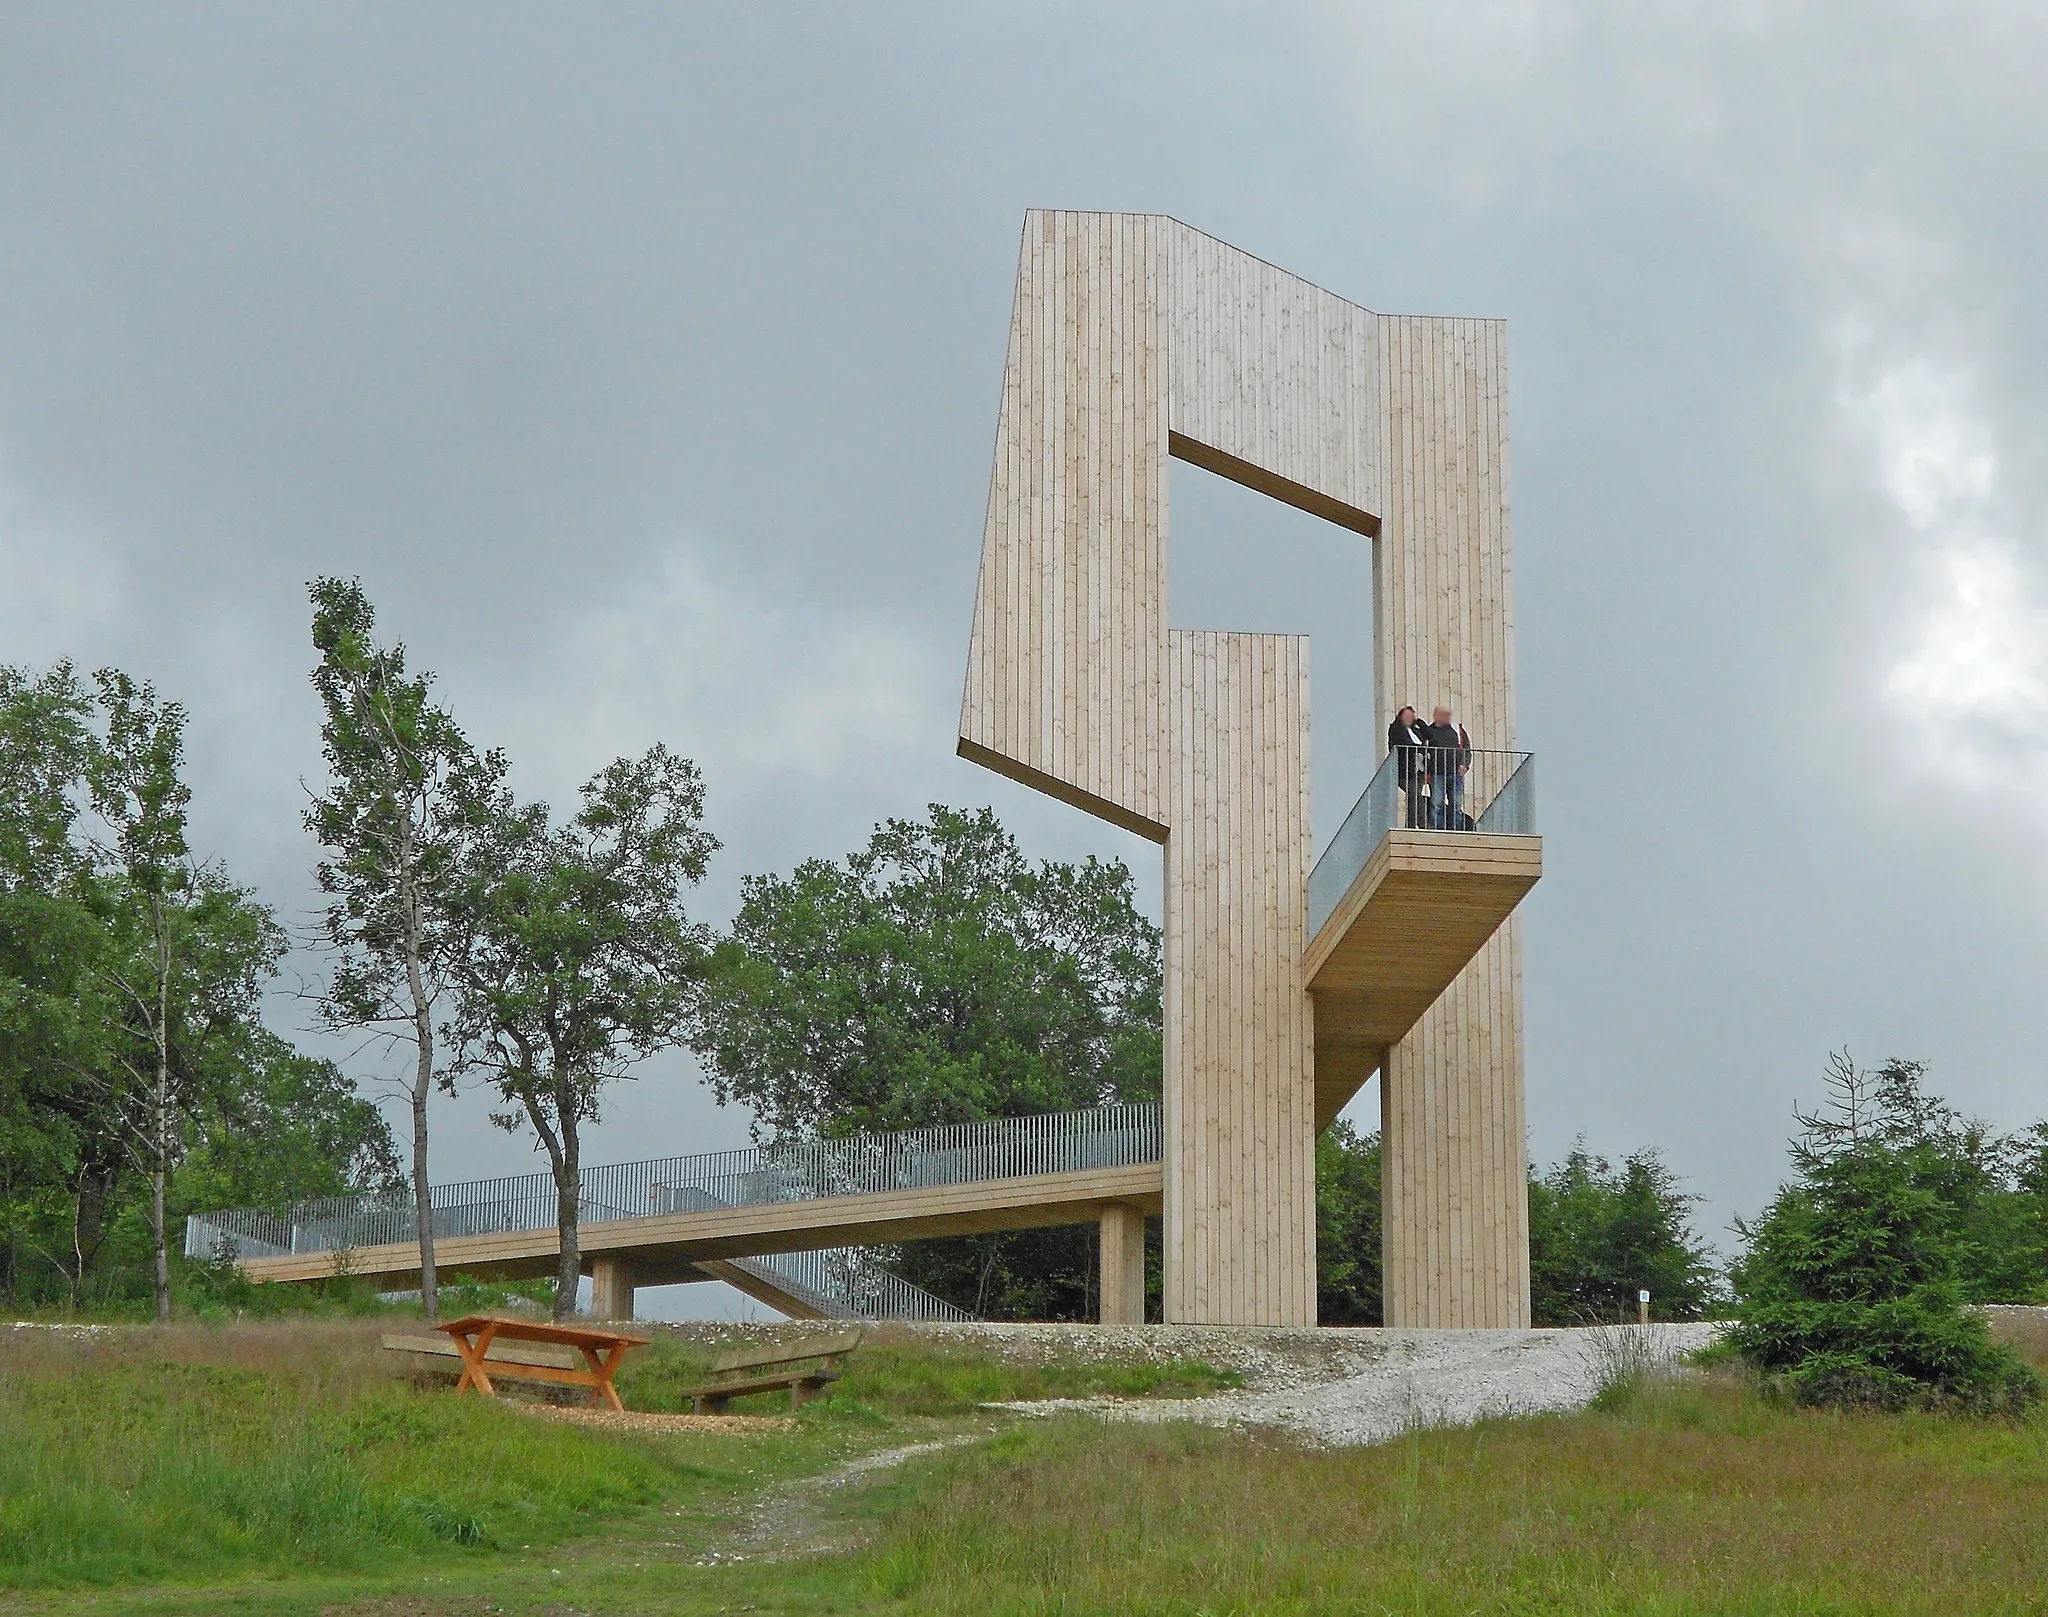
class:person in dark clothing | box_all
[1425,706,1471,829]
[1387,706,1429,828]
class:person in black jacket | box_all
[1387,706,1429,828]
[1425,706,1472,829]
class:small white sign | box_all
[1638,1289,1650,1303]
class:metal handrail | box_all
[720,1248,976,1323]
[1308,746,1535,937]
[185,1100,1162,1263]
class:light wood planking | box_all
[692,1258,833,1321]
[959,210,1170,837]
[1374,316,1529,1329]
[589,1256,635,1321]
[1305,831,1541,1132]
[1163,631,1315,1326]
[1098,1203,1148,1324]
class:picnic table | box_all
[431,1314,650,1412]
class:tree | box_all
[0,661,105,1303]
[86,671,285,1320]
[698,806,1161,1133]
[305,578,503,1321]
[452,746,717,1318]
[1527,1141,1722,1323]
[180,1029,402,1216]
[1317,1120,1382,1324]
[1729,1051,2041,1412]
[693,806,1161,1319]
[1312,1127,1721,1327]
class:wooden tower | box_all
[959,212,1539,1327]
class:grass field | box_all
[2,1319,2045,1614]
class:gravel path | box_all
[977,1323,1724,1447]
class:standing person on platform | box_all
[1387,705,1429,828]
[1426,705,1471,829]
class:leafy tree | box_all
[1730,1052,2041,1412]
[2008,1124,2048,1303]
[0,661,107,1300]
[179,1030,402,1217]
[85,671,287,1320]
[1528,1140,1723,1323]
[305,578,505,1321]
[1317,1120,1382,1324]
[1310,1125,1720,1327]
[697,806,1160,1133]
[452,746,717,1318]
[693,806,1161,1319]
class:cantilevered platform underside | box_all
[226,1162,1163,1290]
[1306,830,1543,1130]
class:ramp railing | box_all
[715,1247,976,1323]
[186,1100,1162,1266]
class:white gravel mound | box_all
[969,1322,1724,1448]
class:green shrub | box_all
[1731,1053,2043,1414]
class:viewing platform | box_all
[1305,750,1542,1128]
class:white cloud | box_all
[1885,542,2048,774]
[1832,325,2048,796]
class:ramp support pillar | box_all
[1099,1202,1148,1324]
[590,1256,636,1321]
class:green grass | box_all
[0,1318,1238,1605]
[9,1324,2048,1614]
[617,1335,1242,1418]
[0,1324,856,1592]
[853,1372,2048,1615]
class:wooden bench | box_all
[675,1326,865,1414]
[381,1315,649,1412]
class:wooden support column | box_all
[1098,1203,1147,1324]
[1163,631,1317,1326]
[1373,314,1530,1328]
[589,1256,636,1322]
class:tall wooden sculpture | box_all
[960,212,1534,1327]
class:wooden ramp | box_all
[1306,830,1542,1129]
[228,1162,1163,1289]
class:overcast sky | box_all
[6,3,2047,1315]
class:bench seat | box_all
[674,1326,864,1414]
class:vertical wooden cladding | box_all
[1163,631,1315,1327]
[1374,314,1530,1329]
[1098,1203,1148,1325]
[1373,316,1515,752]
[1163,227,1382,529]
[958,210,1170,838]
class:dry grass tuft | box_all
[1986,1304,2048,1370]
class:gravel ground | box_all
[511,1404,792,1436]
[910,1321,1726,1448]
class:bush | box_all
[1529,1141,1724,1323]
[1731,1053,2043,1414]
